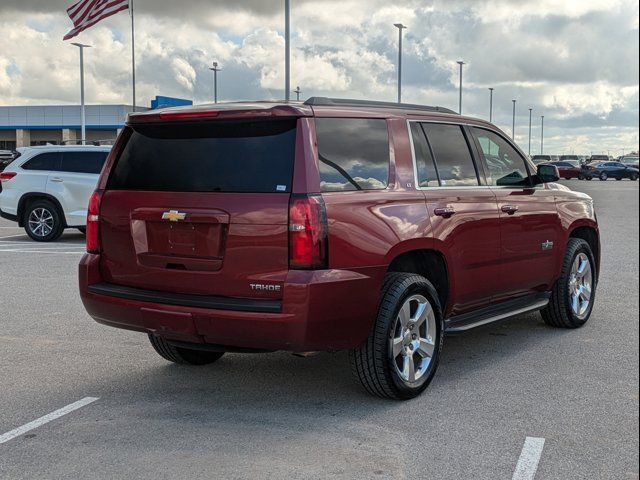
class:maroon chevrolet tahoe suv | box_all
[79,97,600,400]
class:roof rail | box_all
[304,97,457,114]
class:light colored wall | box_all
[16,129,30,147]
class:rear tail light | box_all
[0,171,17,181]
[289,194,329,270]
[86,190,103,254]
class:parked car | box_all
[559,155,580,164]
[620,156,639,169]
[0,145,111,241]
[531,154,552,165]
[79,98,600,400]
[581,161,639,181]
[586,154,610,163]
[545,161,582,180]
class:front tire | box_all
[349,273,444,400]
[630,173,638,181]
[599,172,608,181]
[542,238,596,328]
[148,334,225,365]
[23,200,64,242]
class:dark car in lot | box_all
[79,98,600,400]
[544,161,582,180]
[581,161,639,181]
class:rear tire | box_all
[23,199,64,242]
[148,334,225,365]
[349,273,444,400]
[542,238,596,329]
[631,173,638,181]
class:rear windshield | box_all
[107,119,297,193]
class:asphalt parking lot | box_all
[0,180,638,480]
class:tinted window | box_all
[422,124,478,187]
[472,128,530,187]
[410,122,439,187]
[61,152,109,174]
[22,152,61,171]
[316,118,389,192]
[108,120,296,193]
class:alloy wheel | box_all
[568,253,593,320]
[28,207,55,238]
[390,294,437,383]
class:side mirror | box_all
[534,164,560,184]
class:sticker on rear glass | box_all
[276,185,287,192]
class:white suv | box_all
[0,145,111,241]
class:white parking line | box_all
[0,249,84,254]
[0,397,99,445]
[512,437,546,480]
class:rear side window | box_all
[410,122,439,187]
[61,152,109,174]
[421,124,479,187]
[108,120,296,193]
[471,127,531,187]
[315,118,389,192]
[22,152,61,171]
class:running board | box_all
[445,293,551,333]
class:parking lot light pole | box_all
[209,62,221,103]
[71,42,91,145]
[540,115,545,154]
[457,61,465,114]
[488,87,494,122]
[511,99,516,140]
[528,108,533,155]
[394,23,407,103]
[285,0,291,101]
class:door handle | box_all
[501,205,519,215]
[434,207,456,218]
[50,177,64,183]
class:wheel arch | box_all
[385,247,449,314]
[568,223,600,277]
[17,193,67,228]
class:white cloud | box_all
[0,0,637,154]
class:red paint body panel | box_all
[79,101,600,352]
[491,185,563,300]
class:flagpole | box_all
[130,0,136,111]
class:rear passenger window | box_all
[316,118,389,192]
[421,124,479,187]
[22,152,61,171]
[471,127,531,187]
[61,152,109,174]
[410,122,439,187]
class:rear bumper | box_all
[0,207,18,222]
[79,254,384,352]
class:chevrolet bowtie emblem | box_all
[162,210,187,222]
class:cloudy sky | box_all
[1,0,638,155]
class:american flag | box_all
[64,0,130,40]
